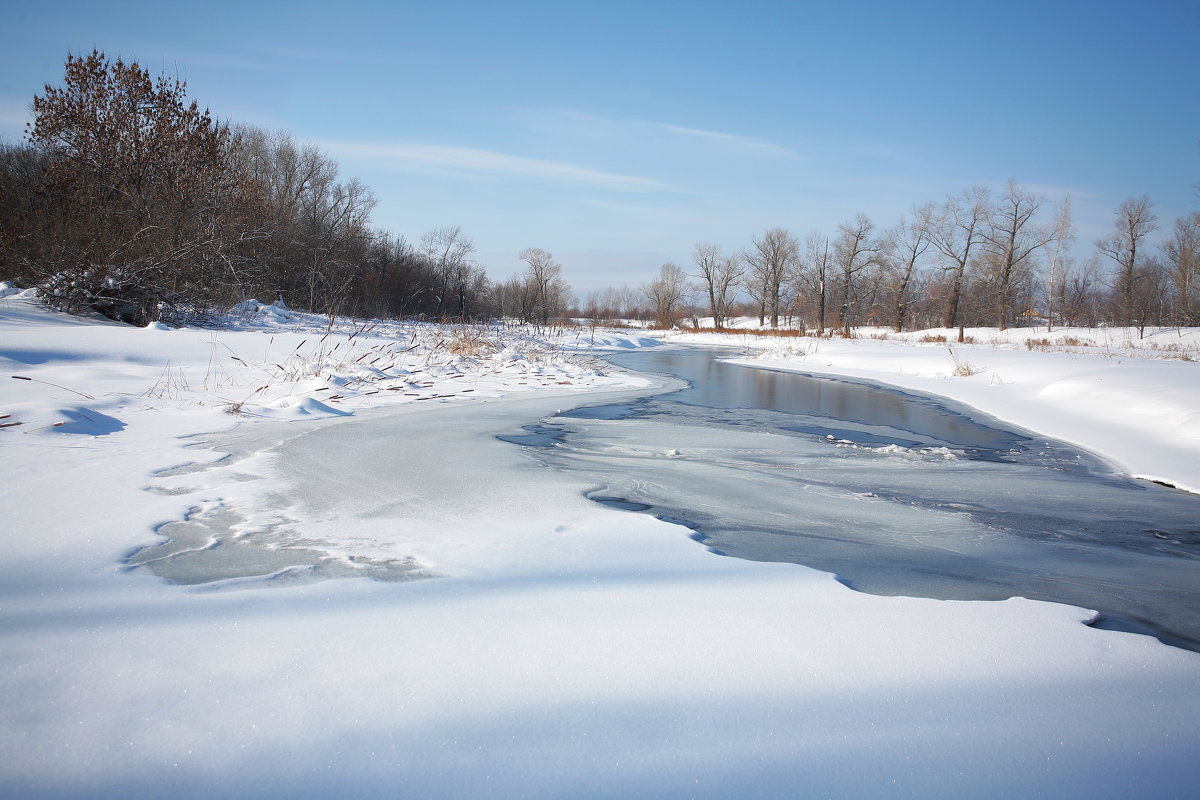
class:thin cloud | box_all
[659,123,799,158]
[528,109,799,160]
[329,141,676,193]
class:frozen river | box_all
[508,347,1200,651]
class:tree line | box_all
[617,182,1199,336]
[2,52,1196,334]
[0,51,569,326]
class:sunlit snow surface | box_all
[527,349,1200,650]
[3,293,1200,799]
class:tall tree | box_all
[1043,197,1074,332]
[930,186,989,336]
[420,226,477,319]
[979,181,1051,330]
[745,228,798,328]
[692,243,743,328]
[1162,212,1200,324]
[518,247,569,325]
[0,142,50,282]
[644,262,690,327]
[881,204,934,332]
[831,214,878,336]
[1097,196,1158,328]
[23,50,248,322]
[794,233,833,335]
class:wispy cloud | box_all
[329,141,675,193]
[529,109,799,160]
[658,123,799,158]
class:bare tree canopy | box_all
[745,228,798,328]
[832,214,879,336]
[930,186,990,332]
[692,243,743,328]
[644,262,690,327]
[979,181,1052,330]
[1162,212,1200,325]
[880,204,935,333]
[518,247,570,325]
[1097,196,1158,328]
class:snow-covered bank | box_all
[2,295,1199,798]
[667,325,1200,493]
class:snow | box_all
[1,293,1198,798]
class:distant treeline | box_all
[610,186,1199,335]
[0,51,572,326]
[2,51,1196,333]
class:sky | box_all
[1,0,1197,296]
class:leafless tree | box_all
[518,247,570,325]
[880,203,934,332]
[0,142,50,283]
[1057,257,1105,327]
[692,243,743,328]
[421,226,477,319]
[1097,196,1158,328]
[1043,197,1074,331]
[794,233,833,335]
[744,228,798,328]
[980,181,1052,330]
[832,214,879,336]
[643,262,690,327]
[930,186,989,336]
[1162,212,1200,324]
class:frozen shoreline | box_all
[663,326,1200,493]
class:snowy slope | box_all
[2,292,1198,799]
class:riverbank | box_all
[2,294,1199,798]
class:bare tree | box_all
[794,233,833,335]
[1097,196,1158,328]
[421,226,476,319]
[880,204,934,332]
[1162,212,1200,324]
[692,243,743,328]
[980,181,1052,330]
[930,186,989,337]
[745,228,798,328]
[643,262,690,327]
[518,247,569,325]
[1057,257,1105,327]
[0,142,50,283]
[1044,197,1074,332]
[832,214,879,336]
[1129,256,1166,336]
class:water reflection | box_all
[604,348,1023,452]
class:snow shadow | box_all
[51,407,126,436]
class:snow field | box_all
[2,292,1199,798]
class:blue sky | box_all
[2,0,1197,295]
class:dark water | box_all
[513,347,1200,652]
